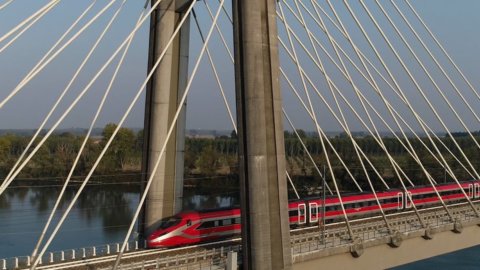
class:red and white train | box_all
[147,180,480,248]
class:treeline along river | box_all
[2,125,480,194]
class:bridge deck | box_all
[3,202,479,269]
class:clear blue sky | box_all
[0,0,479,133]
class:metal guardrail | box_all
[2,240,145,270]
[109,246,241,270]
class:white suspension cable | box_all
[215,0,232,23]
[277,14,391,190]
[277,2,363,201]
[0,0,119,109]
[280,2,357,239]
[281,3,448,196]
[296,0,395,233]
[281,0,422,188]
[294,0,389,195]
[278,2,337,192]
[198,5,314,198]
[112,1,216,268]
[280,66,360,192]
[0,0,59,44]
[203,1,234,62]
[278,11,432,232]
[281,65,361,235]
[302,0,476,185]
[286,171,301,200]
[373,0,480,181]
[359,0,479,216]
[284,0,384,198]
[1,0,98,191]
[305,0,445,190]
[0,0,166,197]
[15,0,98,99]
[391,1,480,124]
[405,0,480,105]
[283,110,332,195]
[316,0,450,214]
[342,0,454,219]
[30,0,137,260]
[310,0,406,191]
[0,0,59,54]
[0,0,14,11]
[191,9,236,136]
[312,0,428,227]
[30,0,180,268]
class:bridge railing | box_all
[291,202,480,255]
[1,239,145,270]
[103,245,242,270]
[3,204,478,269]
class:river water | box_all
[0,185,478,269]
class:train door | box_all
[469,184,474,198]
[405,192,413,209]
[309,202,319,224]
[475,184,480,199]
[298,204,306,225]
[397,192,403,210]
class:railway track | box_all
[9,201,479,270]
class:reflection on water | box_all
[0,184,238,258]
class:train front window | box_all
[158,216,181,230]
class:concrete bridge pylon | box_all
[141,0,191,237]
[233,0,292,269]
[141,0,293,269]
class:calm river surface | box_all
[0,185,478,269]
[0,185,238,259]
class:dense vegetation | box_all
[1,125,480,193]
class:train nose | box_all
[147,236,161,248]
[146,230,167,248]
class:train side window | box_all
[405,192,412,209]
[298,204,306,225]
[223,219,232,226]
[309,203,318,223]
[198,221,215,229]
[234,217,241,224]
[475,184,480,198]
[469,184,474,198]
[397,192,403,210]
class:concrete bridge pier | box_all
[140,0,190,237]
[233,0,292,269]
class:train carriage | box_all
[147,180,480,248]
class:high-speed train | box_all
[147,180,480,248]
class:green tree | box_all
[195,144,219,176]
[102,123,136,171]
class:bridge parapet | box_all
[2,239,145,270]
[291,202,480,266]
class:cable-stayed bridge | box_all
[1,0,480,269]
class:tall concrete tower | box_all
[233,0,292,269]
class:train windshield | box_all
[158,216,182,230]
